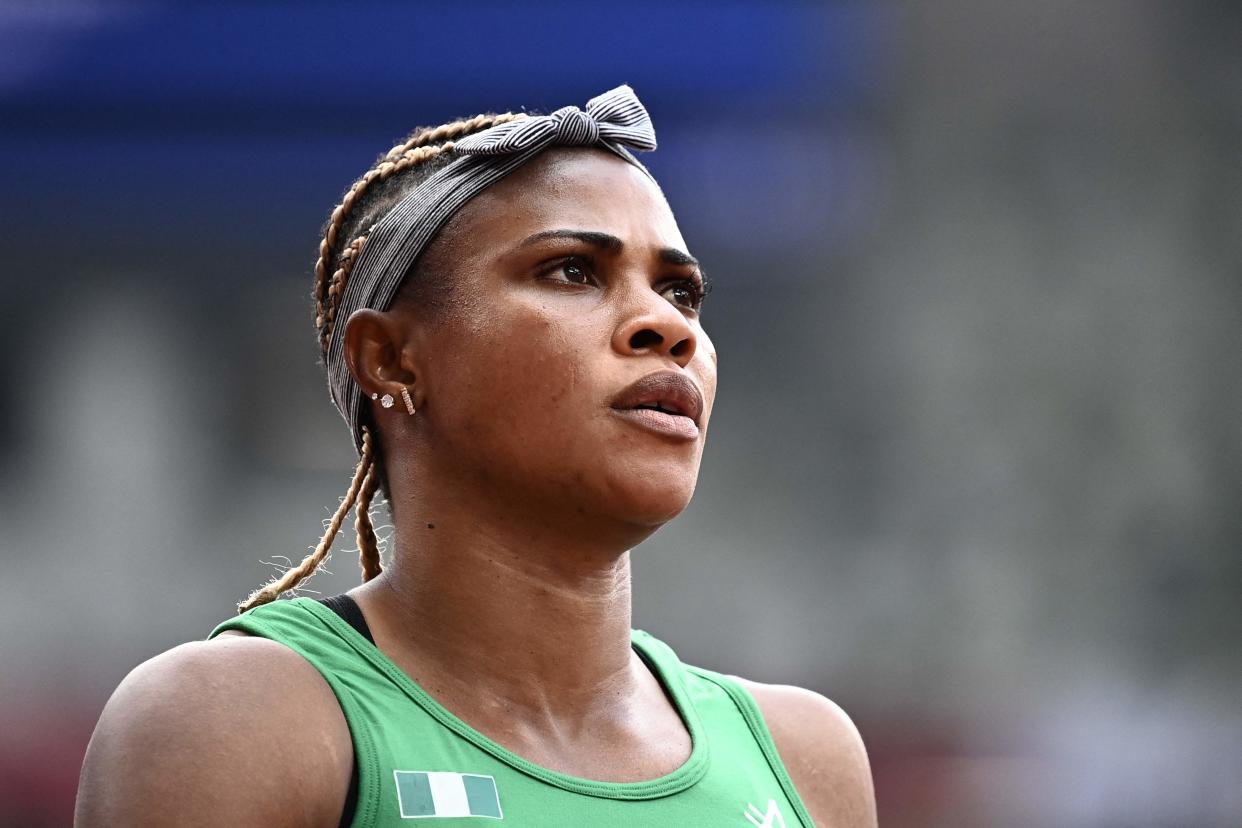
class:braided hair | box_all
[238,110,530,613]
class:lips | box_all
[610,370,705,427]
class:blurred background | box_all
[2,1,1240,825]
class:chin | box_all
[601,469,699,528]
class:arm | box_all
[75,635,353,828]
[738,679,878,828]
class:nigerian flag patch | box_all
[394,771,503,820]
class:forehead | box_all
[444,147,686,255]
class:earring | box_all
[401,387,416,415]
[370,392,378,400]
[380,394,394,409]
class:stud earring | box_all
[370,392,378,400]
[401,387,416,415]
[380,394,394,409]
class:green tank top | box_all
[210,598,814,827]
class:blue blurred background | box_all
[2,2,1240,825]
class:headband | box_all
[325,84,659,455]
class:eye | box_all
[541,256,596,286]
[661,278,707,311]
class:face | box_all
[377,148,717,534]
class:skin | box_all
[75,148,877,827]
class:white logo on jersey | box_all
[744,799,787,828]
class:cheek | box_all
[694,332,720,426]
[436,307,596,450]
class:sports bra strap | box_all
[318,594,374,645]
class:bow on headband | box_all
[453,84,657,156]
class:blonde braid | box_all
[311,144,455,348]
[237,426,377,613]
[355,449,384,583]
[317,233,368,351]
[382,111,529,160]
[312,112,529,353]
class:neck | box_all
[354,477,653,724]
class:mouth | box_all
[609,370,705,440]
[632,400,689,417]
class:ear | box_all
[342,308,420,402]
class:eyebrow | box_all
[516,228,701,269]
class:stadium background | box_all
[1,2,1239,825]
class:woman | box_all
[75,86,876,827]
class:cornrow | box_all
[312,113,529,354]
[382,112,523,161]
[312,147,443,349]
[318,233,368,352]
[240,109,528,613]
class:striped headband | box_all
[325,84,659,455]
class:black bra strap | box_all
[318,593,375,645]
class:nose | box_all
[612,284,698,368]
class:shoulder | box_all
[75,634,352,828]
[733,677,878,828]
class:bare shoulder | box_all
[733,677,878,828]
[75,634,352,828]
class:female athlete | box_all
[75,86,877,827]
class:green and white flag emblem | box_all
[394,771,503,819]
